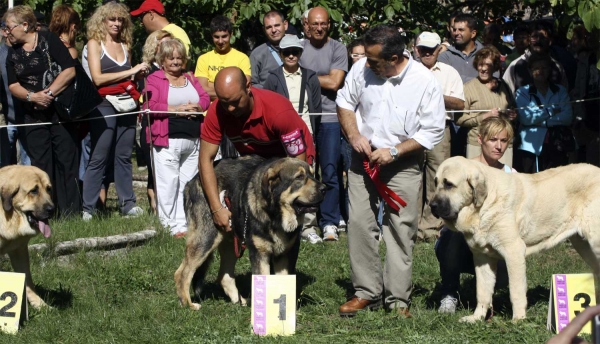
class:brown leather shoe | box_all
[339,296,382,317]
[394,307,412,318]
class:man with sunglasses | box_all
[130,0,190,54]
[250,10,288,88]
[263,35,323,243]
[414,32,464,242]
[299,6,348,242]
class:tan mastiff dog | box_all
[430,156,600,322]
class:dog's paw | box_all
[459,315,483,323]
[511,315,526,323]
[239,297,247,306]
[189,303,201,311]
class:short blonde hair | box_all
[142,30,172,64]
[479,117,514,142]
[86,2,133,48]
[155,39,187,68]
[2,5,37,32]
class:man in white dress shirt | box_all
[336,25,446,317]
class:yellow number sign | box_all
[547,273,596,335]
[0,272,26,335]
[251,275,296,336]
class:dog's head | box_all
[430,157,487,221]
[0,166,54,238]
[261,158,325,232]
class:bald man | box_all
[299,6,348,241]
[199,67,316,231]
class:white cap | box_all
[417,32,441,48]
[279,35,303,50]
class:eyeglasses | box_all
[350,53,365,59]
[1,23,22,34]
[281,49,301,56]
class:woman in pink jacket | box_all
[144,39,210,237]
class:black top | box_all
[6,31,75,121]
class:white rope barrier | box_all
[1,96,598,129]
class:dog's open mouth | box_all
[293,200,319,214]
[26,212,52,238]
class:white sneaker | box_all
[338,219,347,232]
[124,206,144,218]
[302,232,323,244]
[322,225,339,241]
[82,211,92,222]
[438,295,458,313]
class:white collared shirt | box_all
[429,61,465,120]
[336,51,446,150]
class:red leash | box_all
[223,196,246,258]
[363,159,407,212]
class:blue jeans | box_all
[0,124,30,166]
[317,122,343,228]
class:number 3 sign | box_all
[0,272,26,335]
[547,273,597,335]
[251,275,296,336]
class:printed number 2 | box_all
[573,293,591,316]
[273,294,286,321]
[0,292,17,318]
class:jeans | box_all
[0,123,30,167]
[316,122,343,228]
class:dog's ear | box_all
[467,165,487,208]
[261,166,280,196]
[1,185,18,212]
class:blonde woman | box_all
[138,29,172,214]
[81,2,149,220]
[144,39,210,236]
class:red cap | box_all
[130,0,165,16]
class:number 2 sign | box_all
[251,275,296,336]
[0,272,26,335]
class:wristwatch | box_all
[389,146,399,161]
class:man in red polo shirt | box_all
[200,67,315,232]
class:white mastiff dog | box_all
[430,156,600,322]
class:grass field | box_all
[0,175,593,343]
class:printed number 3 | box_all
[273,294,286,321]
[0,292,17,318]
[573,293,591,316]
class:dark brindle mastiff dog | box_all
[175,155,325,310]
[0,165,54,309]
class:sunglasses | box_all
[350,53,365,59]
[281,49,301,56]
[1,23,22,35]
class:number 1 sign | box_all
[0,272,26,335]
[547,273,597,334]
[251,275,296,336]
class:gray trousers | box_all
[82,101,137,214]
[347,151,422,309]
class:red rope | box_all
[224,196,246,258]
[363,159,407,212]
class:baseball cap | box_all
[279,35,303,50]
[130,0,165,16]
[417,32,441,48]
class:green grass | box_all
[0,217,592,343]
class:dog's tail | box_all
[192,252,214,300]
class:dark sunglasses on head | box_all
[281,48,301,56]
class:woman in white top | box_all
[436,117,514,314]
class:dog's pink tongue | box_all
[38,220,51,238]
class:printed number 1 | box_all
[0,292,17,318]
[573,293,591,316]
[273,294,286,320]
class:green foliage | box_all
[6,0,599,65]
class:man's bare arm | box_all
[338,105,371,157]
[199,77,216,101]
[444,95,464,111]
[199,139,231,231]
[318,69,346,91]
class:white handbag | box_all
[105,94,137,112]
